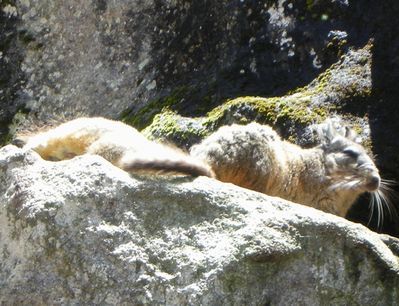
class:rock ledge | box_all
[0,145,398,305]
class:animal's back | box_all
[191,123,289,193]
[22,117,214,177]
[23,117,147,162]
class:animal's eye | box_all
[343,148,359,159]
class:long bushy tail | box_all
[120,156,215,178]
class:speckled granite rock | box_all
[0,145,398,305]
[1,1,396,124]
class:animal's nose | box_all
[366,175,380,191]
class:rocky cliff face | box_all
[1,0,397,118]
[1,145,398,304]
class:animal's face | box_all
[324,136,380,192]
[312,118,394,227]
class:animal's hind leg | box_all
[86,135,130,166]
[191,124,272,192]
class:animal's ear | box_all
[324,120,337,144]
[309,119,335,146]
[344,127,360,143]
[318,119,339,146]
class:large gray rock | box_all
[0,145,398,305]
[2,0,397,121]
[0,0,343,121]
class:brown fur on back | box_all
[22,117,214,178]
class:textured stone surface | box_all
[0,0,394,120]
[0,145,398,304]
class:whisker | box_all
[328,175,362,191]
[368,192,383,230]
[381,178,397,185]
[380,184,394,193]
[381,178,397,188]
[378,189,392,217]
[380,186,398,216]
[380,189,397,205]
[368,184,398,231]
[329,181,350,191]
[356,164,374,170]
[346,180,361,189]
[375,191,383,229]
[380,199,385,228]
[368,192,375,226]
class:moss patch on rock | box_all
[141,43,372,147]
[120,87,193,130]
[143,94,331,147]
[121,85,215,131]
[203,95,328,131]
[142,110,209,149]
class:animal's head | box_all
[313,118,397,227]
[314,118,380,193]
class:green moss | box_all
[121,86,193,130]
[203,96,280,131]
[289,67,333,97]
[287,50,371,114]
[202,94,328,137]
[141,93,323,147]
[143,110,209,148]
[143,94,327,146]
[1,109,30,146]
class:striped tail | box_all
[120,157,215,178]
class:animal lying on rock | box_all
[191,119,392,220]
[18,117,214,178]
[17,116,392,222]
